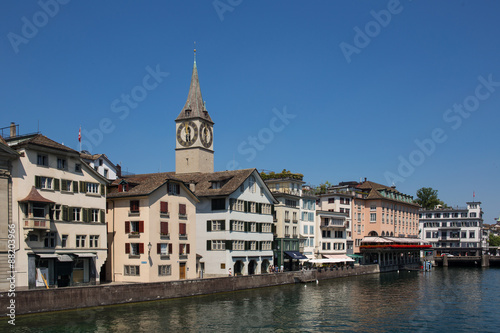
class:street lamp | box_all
[148,242,152,255]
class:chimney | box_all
[364,177,367,182]
[10,122,16,137]
[189,183,196,192]
[116,164,122,178]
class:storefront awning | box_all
[36,253,59,259]
[323,254,355,262]
[284,251,308,260]
[58,254,73,262]
[75,253,96,257]
[347,254,363,259]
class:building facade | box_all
[6,131,108,288]
[80,152,119,180]
[419,202,484,256]
[106,173,199,282]
[300,194,317,259]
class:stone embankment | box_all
[0,265,379,316]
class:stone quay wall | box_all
[1,265,379,316]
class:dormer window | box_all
[185,110,191,117]
[210,181,221,189]
[118,180,129,192]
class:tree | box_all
[489,234,500,247]
[414,187,446,210]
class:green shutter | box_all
[82,208,88,223]
[80,181,85,193]
[244,222,249,232]
[61,179,67,191]
[229,220,233,231]
[244,201,248,212]
[73,181,78,193]
[100,184,105,196]
[225,240,232,250]
[221,220,226,231]
[207,220,212,231]
[206,240,211,251]
[101,210,105,223]
[62,205,68,221]
[54,178,60,191]
[35,176,41,189]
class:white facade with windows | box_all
[6,133,108,289]
[300,195,317,259]
[419,202,484,256]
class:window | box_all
[128,243,143,255]
[76,235,86,248]
[40,177,53,190]
[104,169,109,178]
[370,213,376,222]
[160,222,169,236]
[91,209,99,222]
[130,200,139,213]
[124,265,140,276]
[73,208,81,222]
[285,226,290,236]
[160,201,169,214]
[262,223,272,233]
[309,226,314,235]
[158,265,171,276]
[232,240,245,250]
[328,198,335,204]
[210,220,224,231]
[211,198,225,211]
[250,241,257,250]
[469,231,475,239]
[211,240,226,250]
[293,226,297,236]
[61,234,68,248]
[157,243,172,255]
[89,235,99,248]
[75,163,81,172]
[370,205,376,211]
[125,220,144,234]
[470,212,477,217]
[61,179,72,191]
[303,225,308,235]
[32,203,46,218]
[168,183,180,195]
[179,204,187,216]
[285,211,290,221]
[37,154,48,166]
[179,243,190,255]
[87,182,99,194]
[179,223,187,236]
[57,158,67,170]
[44,232,56,248]
[249,176,256,193]
[261,241,272,250]
[231,220,244,231]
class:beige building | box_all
[0,134,19,290]
[106,173,199,282]
[5,130,108,289]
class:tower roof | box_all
[176,52,213,123]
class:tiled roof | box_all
[108,172,185,198]
[175,59,213,123]
[10,134,78,154]
[19,186,54,203]
[356,180,419,206]
[173,169,256,197]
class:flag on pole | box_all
[78,127,81,142]
[473,191,475,198]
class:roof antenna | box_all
[194,41,196,64]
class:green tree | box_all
[489,234,500,247]
[414,187,446,210]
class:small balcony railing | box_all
[24,219,50,230]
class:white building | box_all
[6,130,108,288]
[419,202,484,256]
[80,152,118,180]
[300,193,317,260]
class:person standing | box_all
[228,268,232,276]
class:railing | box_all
[24,219,50,230]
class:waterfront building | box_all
[0,131,19,290]
[106,173,199,282]
[316,191,353,262]
[346,179,420,254]
[300,192,317,260]
[419,202,484,256]
[80,152,119,180]
[262,171,307,270]
[5,126,108,288]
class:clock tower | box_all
[175,50,214,174]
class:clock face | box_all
[177,121,198,147]
[200,122,213,148]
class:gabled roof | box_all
[0,136,18,158]
[175,55,213,123]
[9,134,78,155]
[80,152,116,168]
[108,172,194,199]
[356,180,419,206]
[173,169,255,197]
[19,186,54,203]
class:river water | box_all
[5,267,500,332]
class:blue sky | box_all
[1,0,499,224]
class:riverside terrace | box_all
[360,237,432,268]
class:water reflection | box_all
[7,267,500,332]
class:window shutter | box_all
[225,240,232,250]
[168,243,172,254]
[139,243,144,254]
[125,221,130,234]
[161,222,168,235]
[257,223,262,233]
[101,184,105,196]
[62,205,68,221]
[207,240,211,250]
[259,241,262,251]
[139,221,144,233]
[69,207,74,221]
[176,184,180,194]
[207,221,212,231]
[245,222,249,232]
[230,221,233,231]
[80,181,86,193]
[179,223,186,235]
[125,243,130,254]
[82,208,88,222]
[179,204,186,215]
[244,201,248,212]
[179,244,183,254]
[54,178,60,191]
[221,220,225,231]
[118,184,123,192]
[100,210,105,223]
[35,176,41,189]
[257,203,262,214]
[160,201,168,213]
[157,243,161,254]
[245,241,250,250]
[61,179,67,191]
[186,244,190,254]
[73,181,78,193]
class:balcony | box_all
[24,219,50,231]
[321,221,345,229]
[179,214,187,220]
[292,219,298,224]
